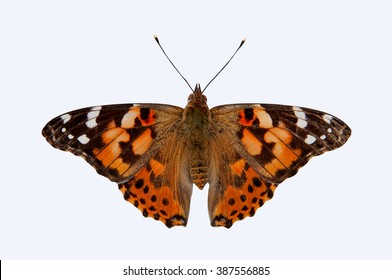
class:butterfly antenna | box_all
[154,35,193,92]
[202,38,246,93]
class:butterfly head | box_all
[187,83,207,104]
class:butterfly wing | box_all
[208,104,351,227]
[118,133,193,227]
[42,103,193,227]
[42,104,182,182]
[207,127,279,228]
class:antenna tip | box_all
[238,38,246,48]
[153,34,159,43]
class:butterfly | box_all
[42,38,351,228]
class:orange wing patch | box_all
[264,127,302,176]
[93,128,131,174]
[230,158,247,175]
[132,129,153,155]
[241,129,263,156]
[118,159,188,228]
[211,160,277,228]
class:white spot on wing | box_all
[61,114,71,124]
[305,134,316,144]
[320,134,326,140]
[86,106,102,128]
[293,106,307,128]
[323,114,333,124]
[327,128,333,133]
[86,119,97,128]
[77,134,90,144]
[61,127,66,133]
[68,134,74,139]
[296,118,307,128]
[121,109,139,129]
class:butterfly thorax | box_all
[182,84,211,190]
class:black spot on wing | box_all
[140,108,151,121]
[244,108,254,121]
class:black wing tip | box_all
[332,119,352,148]
[165,215,188,228]
[41,121,57,145]
[211,215,233,228]
[341,127,352,146]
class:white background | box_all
[1,0,391,259]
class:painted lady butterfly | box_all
[42,38,351,228]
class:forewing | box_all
[42,103,183,183]
[210,104,351,184]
